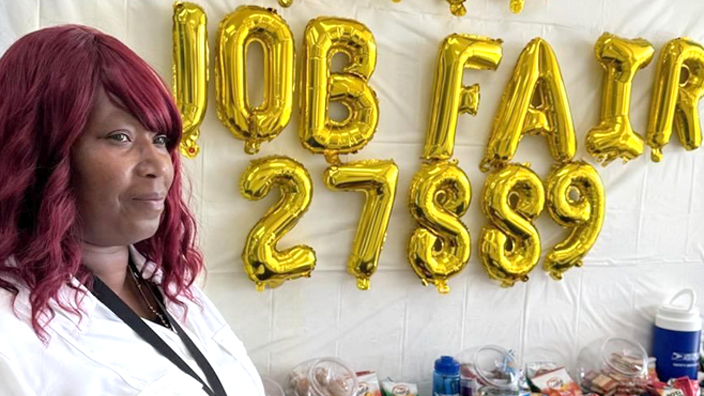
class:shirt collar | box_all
[10,245,165,333]
[128,244,164,285]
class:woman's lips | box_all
[131,197,165,211]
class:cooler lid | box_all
[656,288,702,332]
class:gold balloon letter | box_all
[408,161,471,294]
[324,160,399,290]
[647,38,704,162]
[510,0,525,13]
[481,38,577,172]
[545,161,605,280]
[216,6,295,154]
[586,33,654,166]
[240,156,316,291]
[172,2,209,159]
[300,17,378,165]
[423,34,503,161]
[480,164,544,287]
[446,0,467,16]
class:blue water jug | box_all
[653,288,702,381]
[433,356,460,396]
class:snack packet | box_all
[669,377,700,396]
[529,367,582,396]
[356,371,382,396]
[380,378,418,396]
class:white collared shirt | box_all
[0,246,264,396]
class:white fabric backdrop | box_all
[3,0,704,392]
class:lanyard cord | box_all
[90,263,227,396]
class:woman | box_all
[0,24,263,396]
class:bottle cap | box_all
[434,356,460,376]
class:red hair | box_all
[0,24,204,342]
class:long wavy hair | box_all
[0,24,204,342]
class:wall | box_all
[2,0,704,392]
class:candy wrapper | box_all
[646,376,699,396]
[526,363,582,396]
[526,362,561,381]
[356,371,382,396]
[647,358,660,384]
[380,378,418,396]
[670,377,700,396]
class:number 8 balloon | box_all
[480,164,544,288]
[408,160,472,294]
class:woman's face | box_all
[71,88,174,247]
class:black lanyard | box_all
[90,265,227,396]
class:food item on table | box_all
[528,366,582,396]
[356,371,382,396]
[380,378,418,396]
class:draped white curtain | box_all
[2,0,704,392]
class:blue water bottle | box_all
[653,288,702,380]
[433,356,460,396]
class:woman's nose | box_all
[135,136,170,178]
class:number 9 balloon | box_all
[544,161,605,280]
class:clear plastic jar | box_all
[287,357,359,396]
[575,337,648,396]
[261,376,286,396]
[455,345,522,396]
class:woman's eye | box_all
[108,132,130,143]
[154,135,170,146]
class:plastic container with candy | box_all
[575,337,649,396]
[455,345,526,396]
[287,357,359,396]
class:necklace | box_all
[127,262,174,332]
